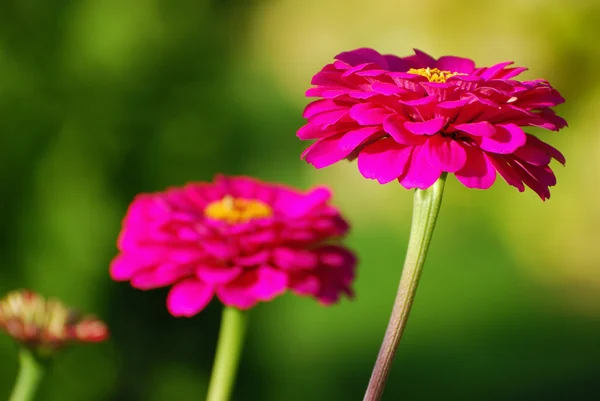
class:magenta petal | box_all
[384,54,415,72]
[424,136,467,173]
[303,127,381,168]
[167,279,214,317]
[411,49,437,67]
[510,161,554,200]
[303,99,343,119]
[383,115,427,146]
[349,103,390,125]
[335,48,388,68]
[273,247,318,270]
[358,138,413,184]
[297,123,334,140]
[479,61,514,80]
[478,123,527,154]
[110,254,141,281]
[289,274,321,296]
[455,146,497,189]
[404,117,446,135]
[277,186,331,219]
[453,121,496,137]
[435,56,476,73]
[309,109,348,128]
[514,139,552,166]
[338,126,382,150]
[399,145,442,189]
[132,263,195,289]
[234,250,271,267]
[301,134,345,168]
[251,266,289,301]
[202,240,236,259]
[196,264,242,285]
[487,154,525,192]
[524,134,566,165]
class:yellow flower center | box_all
[204,195,273,224]
[407,67,465,83]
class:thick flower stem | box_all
[206,307,248,401]
[9,348,46,401]
[363,173,447,401]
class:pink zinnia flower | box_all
[110,175,356,317]
[298,48,567,200]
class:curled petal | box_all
[452,121,496,137]
[478,123,526,154]
[404,117,446,135]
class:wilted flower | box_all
[0,290,108,354]
[298,48,567,200]
[110,175,356,317]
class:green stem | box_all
[206,307,248,401]
[363,173,447,401]
[9,348,46,401]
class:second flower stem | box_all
[9,348,46,401]
[363,173,447,401]
[206,307,248,401]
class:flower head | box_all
[298,48,567,200]
[0,290,108,355]
[110,175,356,317]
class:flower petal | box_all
[383,115,427,145]
[455,146,497,189]
[196,264,243,285]
[303,99,345,119]
[251,266,289,301]
[167,279,214,317]
[132,263,195,289]
[349,103,391,125]
[424,135,467,173]
[478,123,526,154]
[335,48,388,68]
[487,154,525,192]
[435,56,476,73]
[524,134,566,165]
[110,254,143,281]
[452,121,496,137]
[273,247,318,270]
[404,117,446,135]
[302,127,382,168]
[357,138,413,184]
[399,145,442,189]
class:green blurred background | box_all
[1,0,599,400]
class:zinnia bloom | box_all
[110,175,356,317]
[298,48,567,200]
[0,290,108,353]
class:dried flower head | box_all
[298,48,567,200]
[110,175,357,317]
[0,290,108,355]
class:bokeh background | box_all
[1,0,599,400]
